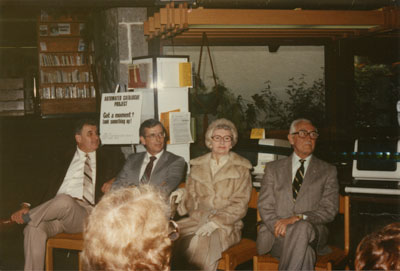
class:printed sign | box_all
[100,92,142,144]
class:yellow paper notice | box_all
[250,128,265,139]
[179,62,192,87]
[160,109,180,144]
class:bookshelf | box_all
[37,11,96,116]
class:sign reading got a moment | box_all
[100,92,142,144]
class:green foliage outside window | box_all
[190,74,326,137]
[353,63,399,128]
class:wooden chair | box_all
[216,187,259,271]
[45,185,259,271]
[45,232,83,271]
[253,195,350,271]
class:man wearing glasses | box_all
[106,119,186,195]
[257,118,339,270]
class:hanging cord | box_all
[193,32,219,112]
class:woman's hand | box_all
[170,188,185,204]
[195,221,219,236]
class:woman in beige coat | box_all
[170,118,252,271]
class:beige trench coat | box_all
[176,151,252,270]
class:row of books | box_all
[40,85,96,99]
[40,53,92,67]
[40,70,93,83]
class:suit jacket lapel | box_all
[296,155,317,201]
[282,155,295,204]
[134,152,146,180]
[152,151,167,176]
[58,148,77,185]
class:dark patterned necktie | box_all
[83,154,94,205]
[292,159,305,201]
[141,156,157,184]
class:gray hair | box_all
[289,118,315,134]
[81,185,172,271]
[205,118,238,149]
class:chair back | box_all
[248,187,258,209]
[340,195,350,255]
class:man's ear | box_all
[140,136,146,145]
[287,134,294,145]
[75,134,82,144]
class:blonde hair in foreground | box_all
[81,185,172,271]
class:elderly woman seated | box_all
[170,118,253,271]
[81,185,177,271]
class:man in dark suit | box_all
[107,118,186,195]
[9,118,124,271]
[256,118,339,270]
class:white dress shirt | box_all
[57,147,96,199]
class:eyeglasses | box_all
[145,132,166,140]
[211,135,233,142]
[291,130,319,139]
[168,220,179,241]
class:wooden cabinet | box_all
[37,12,97,116]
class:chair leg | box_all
[78,252,82,271]
[253,256,259,271]
[45,245,53,271]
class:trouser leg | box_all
[23,194,89,271]
[24,220,63,271]
[271,220,317,270]
[28,194,89,232]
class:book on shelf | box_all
[40,53,90,67]
[40,85,96,99]
[40,70,92,84]
[38,10,96,115]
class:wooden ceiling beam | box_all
[184,8,384,27]
[144,5,400,44]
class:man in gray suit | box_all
[256,118,339,270]
[106,119,186,195]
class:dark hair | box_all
[139,119,166,137]
[355,222,400,270]
[74,118,98,135]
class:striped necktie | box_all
[140,156,157,184]
[83,154,94,205]
[292,159,305,201]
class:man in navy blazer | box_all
[108,119,186,195]
[10,118,125,270]
[256,118,339,270]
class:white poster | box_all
[169,112,193,144]
[100,92,142,144]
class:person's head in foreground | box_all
[355,222,400,271]
[81,185,176,271]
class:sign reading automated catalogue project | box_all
[100,92,142,145]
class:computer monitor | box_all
[253,138,291,175]
[352,139,400,181]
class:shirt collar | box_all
[77,146,96,159]
[146,150,164,160]
[211,153,230,165]
[293,152,311,162]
